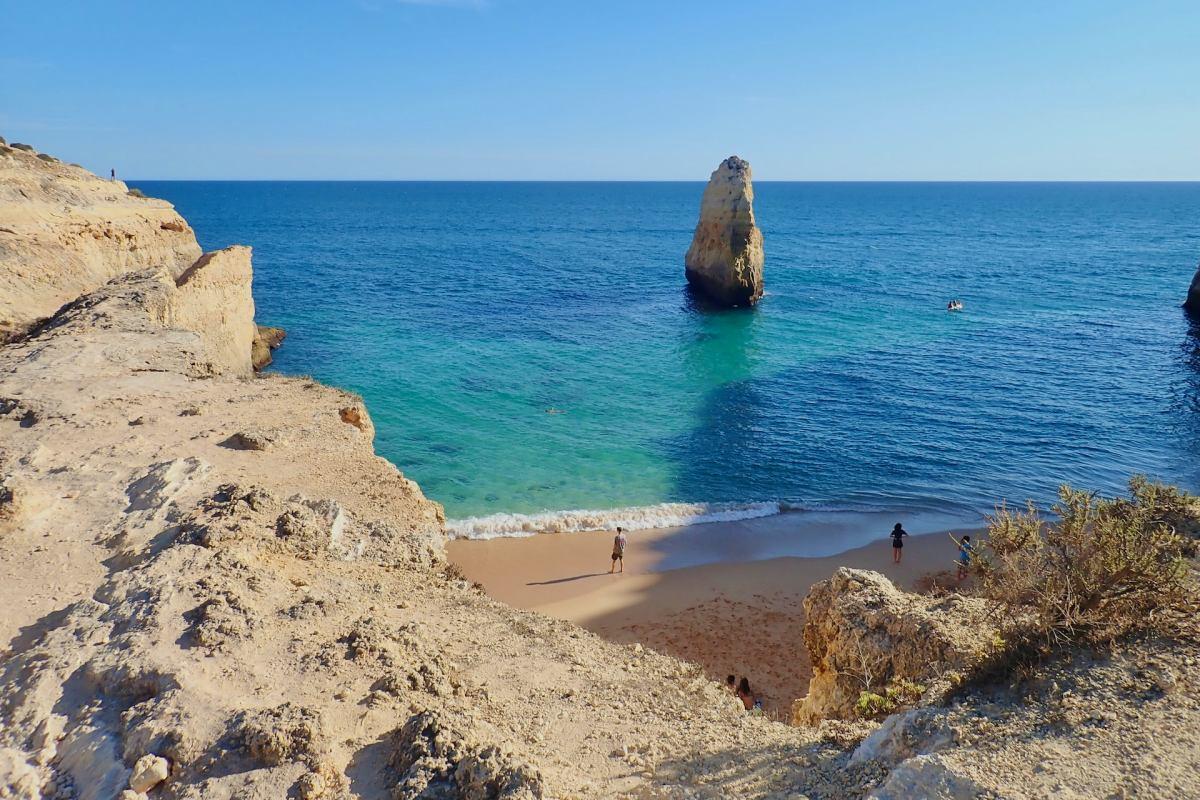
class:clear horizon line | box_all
[124,177,1200,184]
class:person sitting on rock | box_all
[736,677,756,711]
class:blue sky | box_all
[3,0,1198,179]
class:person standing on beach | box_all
[890,522,908,563]
[610,527,627,573]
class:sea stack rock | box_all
[1186,262,1200,314]
[684,156,764,307]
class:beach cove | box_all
[449,511,986,717]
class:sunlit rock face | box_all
[684,156,764,307]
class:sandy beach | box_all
[448,511,985,718]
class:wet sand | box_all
[448,511,984,718]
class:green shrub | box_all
[854,679,926,719]
[974,477,1194,649]
[127,187,147,198]
[36,153,57,163]
[11,143,34,152]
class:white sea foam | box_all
[446,501,787,540]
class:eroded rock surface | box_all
[684,156,764,307]
[0,144,201,340]
[1186,261,1200,314]
[151,246,257,376]
[793,568,994,724]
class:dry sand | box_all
[448,512,985,717]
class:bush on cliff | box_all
[975,476,1196,650]
[127,187,147,198]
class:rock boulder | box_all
[684,156,764,307]
[792,568,994,724]
[252,325,287,371]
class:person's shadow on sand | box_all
[526,572,608,586]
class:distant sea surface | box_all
[136,181,1200,538]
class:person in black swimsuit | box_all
[890,522,908,563]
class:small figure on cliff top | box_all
[110,168,116,180]
[890,522,909,563]
[609,527,627,573]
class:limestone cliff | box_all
[1187,261,1200,314]
[684,156,765,307]
[150,246,258,376]
[0,142,201,340]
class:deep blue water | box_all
[134,180,1200,536]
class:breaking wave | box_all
[446,500,814,540]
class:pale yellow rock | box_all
[128,754,169,793]
[684,156,764,307]
[0,146,200,339]
[148,246,257,376]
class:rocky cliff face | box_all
[1186,261,1200,314]
[0,143,201,340]
[684,156,765,307]
[149,246,258,377]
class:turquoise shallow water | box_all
[136,181,1200,536]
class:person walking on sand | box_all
[890,522,909,563]
[609,526,627,573]
[952,534,974,581]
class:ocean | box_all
[135,180,1200,539]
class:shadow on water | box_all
[681,283,758,315]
